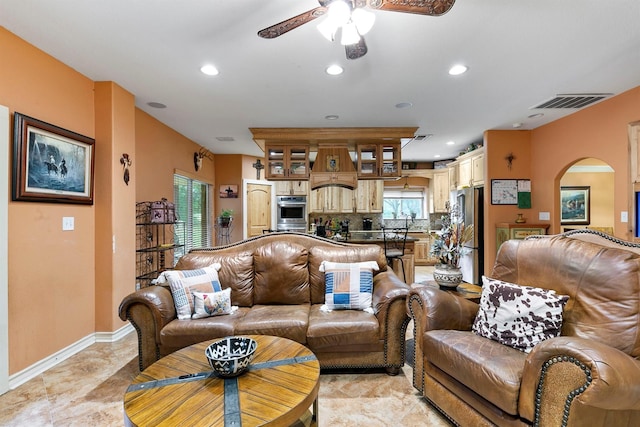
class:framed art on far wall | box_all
[12,112,95,204]
[561,186,590,225]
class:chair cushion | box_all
[307,304,380,350]
[235,305,309,344]
[424,329,527,415]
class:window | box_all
[174,174,212,263]
[383,190,425,219]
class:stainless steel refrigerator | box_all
[456,187,484,285]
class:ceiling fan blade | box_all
[257,7,327,39]
[367,0,455,16]
[345,38,368,60]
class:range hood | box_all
[310,144,358,190]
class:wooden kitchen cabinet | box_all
[266,145,309,180]
[275,180,308,196]
[455,147,484,189]
[432,170,450,213]
[310,186,354,213]
[356,143,401,179]
[356,180,383,213]
[472,153,484,186]
[448,161,458,190]
[413,236,438,266]
[458,158,472,188]
[496,223,550,252]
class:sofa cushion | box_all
[319,261,378,311]
[309,245,387,304]
[253,242,309,305]
[192,288,234,319]
[235,305,309,344]
[424,329,526,416]
[307,304,380,350]
[472,276,569,353]
[160,307,249,349]
[174,251,254,306]
[157,265,223,320]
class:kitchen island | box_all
[333,230,418,284]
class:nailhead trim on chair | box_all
[407,293,425,392]
[534,355,592,427]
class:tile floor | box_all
[0,266,449,427]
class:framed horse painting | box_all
[12,113,95,204]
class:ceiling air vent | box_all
[215,136,235,142]
[531,93,613,109]
[402,134,433,148]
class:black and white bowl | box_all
[205,336,257,378]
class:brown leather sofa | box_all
[407,231,640,427]
[120,232,410,373]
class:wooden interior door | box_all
[247,183,272,237]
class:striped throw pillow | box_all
[320,261,379,311]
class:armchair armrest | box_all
[406,286,479,391]
[372,270,411,371]
[118,286,177,370]
[520,336,640,425]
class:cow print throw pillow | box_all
[472,276,569,353]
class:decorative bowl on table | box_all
[205,336,258,378]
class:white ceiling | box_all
[1,0,639,162]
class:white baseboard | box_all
[8,324,134,390]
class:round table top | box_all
[123,335,320,427]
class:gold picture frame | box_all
[326,155,339,172]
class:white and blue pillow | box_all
[319,261,379,312]
[156,264,223,320]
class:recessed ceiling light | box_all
[395,102,413,109]
[147,102,166,109]
[448,64,468,76]
[528,113,544,119]
[326,65,343,75]
[434,154,441,158]
[446,140,455,145]
[325,115,339,120]
[200,64,219,76]
[513,122,523,128]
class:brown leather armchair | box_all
[407,231,640,426]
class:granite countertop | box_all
[332,230,419,243]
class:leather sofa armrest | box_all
[372,270,411,370]
[520,336,640,424]
[118,286,176,370]
[372,270,410,310]
[406,286,479,391]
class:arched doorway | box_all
[559,158,615,234]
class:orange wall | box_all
[1,27,212,375]
[484,87,640,271]
[134,110,214,202]
[214,155,245,243]
[531,87,640,239]
[94,82,137,332]
[1,28,97,373]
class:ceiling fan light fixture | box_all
[327,0,351,27]
[352,8,375,35]
[317,19,337,42]
[340,22,360,46]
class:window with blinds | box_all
[173,174,212,263]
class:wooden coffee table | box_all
[123,335,320,427]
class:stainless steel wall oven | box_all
[276,195,307,232]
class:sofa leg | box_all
[386,366,400,376]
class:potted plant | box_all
[218,209,234,227]
[430,202,474,288]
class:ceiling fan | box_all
[257,0,456,60]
